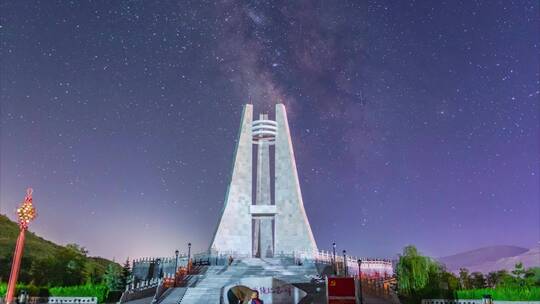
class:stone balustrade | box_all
[422,300,540,304]
[294,249,394,277]
[48,298,97,304]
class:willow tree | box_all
[396,245,435,296]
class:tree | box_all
[62,247,87,286]
[459,268,471,289]
[396,246,431,296]
[499,263,539,288]
[486,270,508,288]
[66,243,88,256]
[512,262,526,279]
[103,264,122,291]
[441,271,461,291]
[470,272,486,289]
[119,258,132,291]
[396,246,457,303]
[28,247,86,286]
[85,263,103,285]
[524,267,540,287]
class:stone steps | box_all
[177,287,221,304]
[158,287,187,304]
[170,258,320,303]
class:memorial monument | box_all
[210,103,318,257]
[125,103,393,304]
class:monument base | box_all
[124,257,329,304]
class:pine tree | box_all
[103,264,122,291]
[119,258,132,290]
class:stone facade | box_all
[209,104,253,255]
[210,104,318,257]
[274,104,318,255]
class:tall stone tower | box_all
[210,104,318,257]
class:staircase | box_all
[157,288,187,304]
[156,258,319,304]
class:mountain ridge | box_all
[438,245,539,273]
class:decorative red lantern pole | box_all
[5,188,36,304]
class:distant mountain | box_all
[0,214,119,283]
[465,247,540,273]
[438,245,539,273]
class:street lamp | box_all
[342,250,347,277]
[6,189,36,304]
[187,243,192,271]
[156,258,162,278]
[357,259,363,304]
[174,250,179,287]
[332,242,337,275]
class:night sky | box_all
[1,1,539,261]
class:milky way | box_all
[1,1,538,260]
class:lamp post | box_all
[156,258,162,278]
[174,249,179,287]
[5,189,36,304]
[332,242,337,275]
[187,243,192,271]
[357,259,363,304]
[342,250,348,277]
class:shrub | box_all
[0,282,48,297]
[49,284,109,303]
[0,283,6,297]
[456,286,540,301]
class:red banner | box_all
[327,277,357,304]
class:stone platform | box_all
[146,258,326,304]
[171,258,323,304]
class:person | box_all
[227,285,259,304]
[250,290,263,304]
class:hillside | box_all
[0,214,66,260]
[0,214,119,285]
[438,245,537,273]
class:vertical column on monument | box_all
[210,104,253,256]
[274,104,318,255]
[254,114,274,257]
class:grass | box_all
[1,283,110,303]
[49,285,109,303]
[456,287,540,301]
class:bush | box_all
[49,284,109,303]
[0,282,48,297]
[456,287,540,301]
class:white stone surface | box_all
[254,137,274,258]
[210,103,317,257]
[250,205,277,215]
[274,104,318,255]
[176,258,318,304]
[210,104,253,255]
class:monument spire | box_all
[210,104,317,257]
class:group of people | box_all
[227,285,263,304]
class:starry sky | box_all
[1,1,539,261]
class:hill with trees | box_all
[396,245,540,303]
[0,213,120,287]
